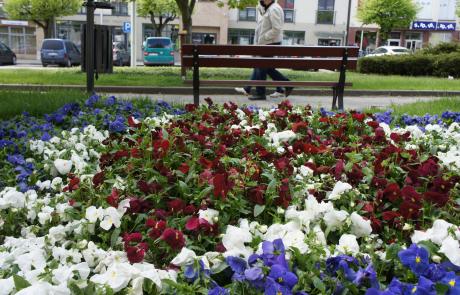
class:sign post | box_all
[83,1,113,93]
[130,1,137,68]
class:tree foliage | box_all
[137,0,180,36]
[358,0,418,40]
[4,0,82,38]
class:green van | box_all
[143,37,175,66]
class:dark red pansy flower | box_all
[204,97,214,106]
[347,164,364,185]
[275,179,292,208]
[371,177,388,189]
[185,217,200,231]
[153,139,170,159]
[213,173,232,199]
[154,209,169,220]
[274,157,291,173]
[374,127,386,142]
[366,120,379,129]
[128,116,142,128]
[423,191,450,207]
[352,113,366,122]
[107,188,119,207]
[114,150,130,160]
[382,211,401,221]
[199,220,219,236]
[334,159,345,180]
[292,121,308,133]
[418,158,439,178]
[370,216,382,232]
[215,243,226,253]
[147,220,167,240]
[168,199,186,214]
[123,232,143,243]
[130,148,142,158]
[161,228,185,250]
[68,199,76,206]
[128,198,152,214]
[401,186,422,204]
[126,243,148,264]
[178,163,190,174]
[430,177,454,194]
[92,171,105,188]
[390,132,402,143]
[63,176,80,192]
[185,104,197,112]
[400,201,421,220]
[383,183,401,202]
[248,185,267,205]
[137,180,161,195]
[361,202,374,213]
[184,204,197,215]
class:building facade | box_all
[0,0,459,60]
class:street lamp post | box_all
[345,0,352,45]
[130,1,137,67]
[85,0,95,93]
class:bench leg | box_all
[332,87,338,110]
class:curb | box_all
[1,84,460,97]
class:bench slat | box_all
[183,56,357,70]
[183,80,352,87]
[182,45,359,58]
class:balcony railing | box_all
[316,10,336,25]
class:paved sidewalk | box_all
[111,93,445,110]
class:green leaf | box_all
[13,275,31,291]
[111,227,121,248]
[312,276,326,293]
[386,243,402,261]
[254,205,265,217]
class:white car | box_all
[365,46,411,57]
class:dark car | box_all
[41,39,81,67]
[0,42,17,65]
[113,42,130,66]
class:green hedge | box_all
[358,53,460,77]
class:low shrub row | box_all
[358,52,460,77]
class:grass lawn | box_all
[366,97,460,117]
[1,88,459,120]
[0,90,86,119]
[1,67,460,91]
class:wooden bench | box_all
[181,44,359,110]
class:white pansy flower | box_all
[222,225,253,259]
[323,209,349,231]
[0,277,14,295]
[0,189,26,209]
[350,212,372,238]
[90,263,133,292]
[198,208,219,225]
[51,177,63,190]
[299,165,314,177]
[336,234,360,255]
[171,248,197,266]
[85,206,104,223]
[53,159,73,175]
[38,206,54,225]
[15,282,70,295]
[100,207,123,230]
[328,181,352,200]
[439,236,460,266]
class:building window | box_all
[283,31,305,45]
[316,0,335,24]
[78,6,87,14]
[284,9,295,23]
[238,8,257,22]
[112,2,128,16]
[318,38,341,46]
[318,0,335,10]
[278,0,295,9]
[228,29,255,45]
[0,25,36,55]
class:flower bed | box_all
[1,97,460,294]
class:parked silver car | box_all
[41,39,81,67]
[365,46,411,57]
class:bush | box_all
[358,53,460,77]
[420,42,460,55]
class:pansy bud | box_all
[277,207,285,214]
[432,255,442,263]
[259,225,268,233]
[403,223,413,231]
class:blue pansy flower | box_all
[244,266,265,290]
[262,239,288,268]
[268,264,298,290]
[408,276,435,295]
[440,272,460,294]
[226,256,248,282]
[398,244,430,275]
[353,264,379,289]
[264,277,292,295]
[208,282,229,295]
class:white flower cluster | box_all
[29,125,107,176]
[411,219,460,267]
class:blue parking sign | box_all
[122,22,131,33]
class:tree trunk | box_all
[181,13,192,43]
